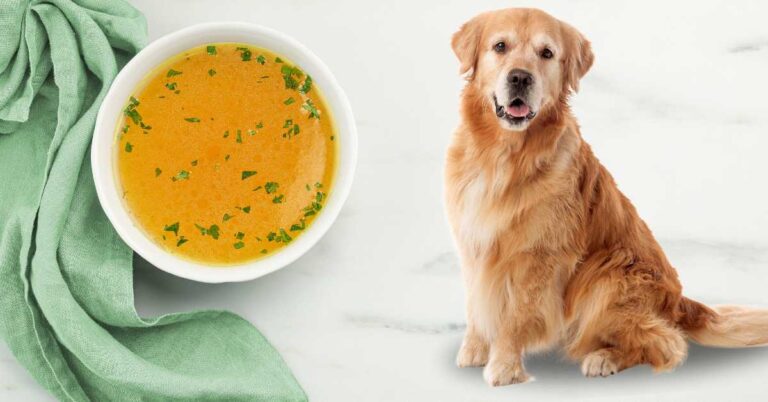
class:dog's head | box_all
[452,8,593,131]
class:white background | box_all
[3,0,768,400]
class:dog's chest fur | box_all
[447,131,581,261]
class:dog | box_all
[444,7,768,386]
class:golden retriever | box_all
[445,7,768,386]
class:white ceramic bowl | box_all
[92,22,357,283]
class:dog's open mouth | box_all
[494,96,537,124]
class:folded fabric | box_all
[0,1,306,400]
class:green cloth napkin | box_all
[0,1,307,400]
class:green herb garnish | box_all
[164,222,179,236]
[165,82,177,91]
[194,223,220,239]
[177,236,188,247]
[167,69,182,78]
[236,47,252,61]
[125,142,133,152]
[123,96,142,124]
[241,170,257,180]
[191,160,198,166]
[299,75,312,94]
[223,213,233,222]
[280,64,303,90]
[184,117,200,123]
[272,195,284,204]
[234,241,245,249]
[235,232,245,240]
[207,45,217,55]
[172,170,190,181]
[290,219,306,232]
[155,168,162,177]
[284,97,295,105]
[302,99,320,119]
[208,68,216,76]
[256,54,266,65]
[264,182,279,194]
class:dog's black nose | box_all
[507,69,534,89]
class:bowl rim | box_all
[92,22,357,283]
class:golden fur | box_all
[445,8,768,386]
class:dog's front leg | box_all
[457,259,490,367]
[483,321,531,386]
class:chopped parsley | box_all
[166,69,182,77]
[207,45,217,55]
[208,68,216,76]
[280,64,303,90]
[299,75,312,94]
[264,182,279,194]
[275,57,283,63]
[283,97,295,105]
[165,82,177,91]
[302,191,325,217]
[236,47,252,61]
[234,241,245,249]
[172,170,190,181]
[191,160,198,166]
[272,194,284,204]
[164,222,179,236]
[237,205,251,214]
[236,129,242,143]
[195,223,220,239]
[176,236,188,247]
[222,213,233,222]
[302,99,320,119]
[223,130,230,138]
[241,170,257,180]
[184,117,200,123]
[235,232,245,240]
[256,54,266,65]
[155,168,162,177]
[282,119,299,139]
[123,96,142,125]
[124,142,133,152]
[267,228,292,243]
[290,219,306,232]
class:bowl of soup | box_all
[93,22,357,283]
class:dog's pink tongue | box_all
[506,104,530,118]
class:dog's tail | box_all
[680,297,768,347]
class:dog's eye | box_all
[493,41,506,53]
[540,48,554,59]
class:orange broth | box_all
[116,43,336,265]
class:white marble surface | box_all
[3,0,768,400]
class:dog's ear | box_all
[561,22,594,93]
[451,14,486,79]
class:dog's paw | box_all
[581,349,619,378]
[483,360,532,386]
[456,335,489,368]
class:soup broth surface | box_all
[116,43,336,265]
